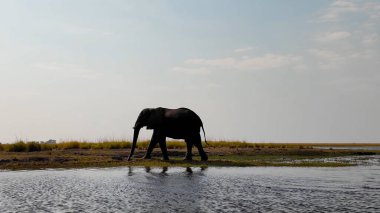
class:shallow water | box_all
[313,146,380,151]
[1,157,380,212]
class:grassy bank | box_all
[0,141,379,170]
[2,140,379,152]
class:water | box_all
[313,146,380,151]
[0,157,379,212]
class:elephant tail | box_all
[201,124,208,145]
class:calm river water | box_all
[1,156,379,212]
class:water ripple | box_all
[0,157,380,212]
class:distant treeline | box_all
[0,141,319,152]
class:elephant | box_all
[127,107,208,161]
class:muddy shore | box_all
[1,146,379,170]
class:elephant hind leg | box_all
[193,134,208,161]
[184,139,193,161]
[158,137,169,161]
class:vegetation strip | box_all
[0,141,378,170]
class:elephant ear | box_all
[146,107,165,129]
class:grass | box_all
[0,140,378,170]
[0,140,318,152]
[0,151,353,170]
[2,140,379,153]
[0,140,133,152]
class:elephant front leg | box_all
[144,131,159,159]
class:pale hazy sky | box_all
[1,0,380,143]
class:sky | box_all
[1,0,380,143]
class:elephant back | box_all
[164,108,203,130]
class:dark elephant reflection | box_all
[127,166,134,176]
[125,166,208,211]
[186,167,193,174]
[161,166,168,175]
[145,166,151,173]
[144,166,168,176]
[126,166,207,177]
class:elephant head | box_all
[127,108,164,161]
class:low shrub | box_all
[8,141,27,152]
[60,141,80,149]
[26,142,41,152]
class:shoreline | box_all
[1,144,379,170]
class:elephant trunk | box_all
[127,127,140,161]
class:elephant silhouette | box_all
[127,107,208,161]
